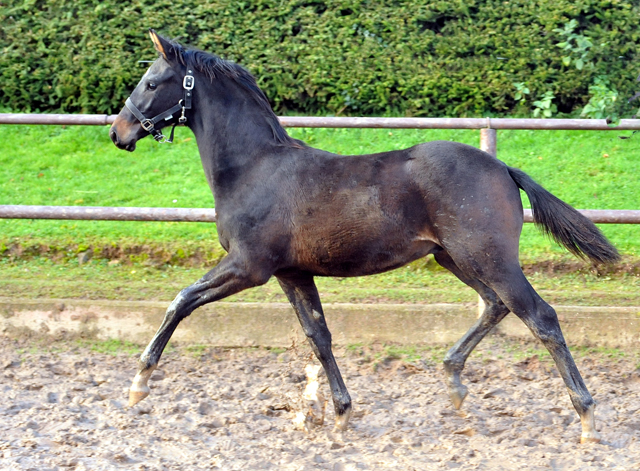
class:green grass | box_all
[73,338,141,356]
[1,254,639,306]
[1,123,639,307]
[1,124,639,258]
[12,337,141,356]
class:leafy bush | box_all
[1,0,638,117]
[554,19,595,71]
[581,76,619,120]
[532,91,557,118]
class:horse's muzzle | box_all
[109,125,137,152]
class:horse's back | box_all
[408,140,509,178]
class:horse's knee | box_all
[479,288,501,306]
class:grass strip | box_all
[2,255,639,306]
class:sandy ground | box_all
[1,335,640,471]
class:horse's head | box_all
[110,30,191,152]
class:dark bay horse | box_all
[110,30,619,443]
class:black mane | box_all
[167,40,301,148]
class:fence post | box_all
[477,124,497,316]
[480,127,497,157]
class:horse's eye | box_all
[147,82,157,91]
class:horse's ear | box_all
[149,29,178,63]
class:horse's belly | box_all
[292,226,437,277]
[289,184,436,276]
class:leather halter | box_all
[125,69,195,143]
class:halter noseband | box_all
[125,69,195,143]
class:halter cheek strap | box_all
[125,69,195,143]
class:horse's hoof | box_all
[128,386,150,407]
[448,385,468,410]
[579,404,600,444]
[128,367,155,407]
[333,407,352,433]
[581,430,601,444]
[128,388,149,407]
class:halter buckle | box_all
[141,119,155,132]
[183,74,195,90]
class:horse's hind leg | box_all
[276,272,352,432]
[481,266,601,443]
[434,251,510,409]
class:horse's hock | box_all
[1,298,639,348]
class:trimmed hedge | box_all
[1,0,638,117]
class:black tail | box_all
[507,167,620,264]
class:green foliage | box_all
[1,0,639,117]
[513,82,531,102]
[532,91,557,118]
[554,19,595,71]
[581,76,619,121]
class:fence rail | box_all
[1,205,639,224]
[3,113,640,130]
[1,113,638,225]
[0,205,217,222]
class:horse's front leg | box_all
[276,272,352,432]
[129,254,269,406]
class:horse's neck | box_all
[189,90,280,199]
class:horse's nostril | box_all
[109,129,119,145]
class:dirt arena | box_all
[1,335,639,470]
